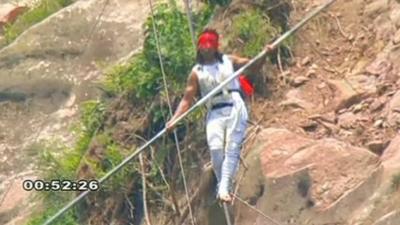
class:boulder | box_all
[327,75,377,111]
[259,129,379,207]
[237,128,381,225]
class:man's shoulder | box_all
[191,64,201,73]
[222,54,235,65]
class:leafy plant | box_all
[79,100,106,136]
[204,0,232,7]
[27,144,79,224]
[27,206,78,225]
[104,3,213,99]
[4,0,73,43]
[27,100,105,224]
[227,9,280,57]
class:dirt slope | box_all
[228,0,400,224]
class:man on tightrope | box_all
[166,29,274,203]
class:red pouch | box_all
[239,74,254,97]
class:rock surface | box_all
[0,0,151,224]
[236,128,381,225]
[327,75,377,112]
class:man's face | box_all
[199,47,217,59]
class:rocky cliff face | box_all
[0,0,150,224]
[1,0,400,225]
[233,0,400,224]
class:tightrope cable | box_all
[183,0,197,49]
[147,0,196,224]
[232,193,282,225]
[223,203,233,225]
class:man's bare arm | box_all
[228,54,250,67]
[228,45,275,70]
[166,71,198,130]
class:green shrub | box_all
[26,207,78,225]
[204,0,232,6]
[4,0,73,43]
[227,9,280,57]
[27,144,79,225]
[79,100,106,136]
[31,101,104,184]
[26,101,105,225]
[104,53,161,99]
[26,183,78,225]
[104,3,213,98]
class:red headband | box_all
[197,31,219,50]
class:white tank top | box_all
[193,54,243,109]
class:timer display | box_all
[22,179,100,191]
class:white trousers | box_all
[206,103,248,197]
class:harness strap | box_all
[211,102,233,110]
[214,89,241,97]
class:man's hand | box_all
[264,44,275,53]
[166,119,176,132]
[249,44,275,71]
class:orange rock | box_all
[0,5,28,32]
